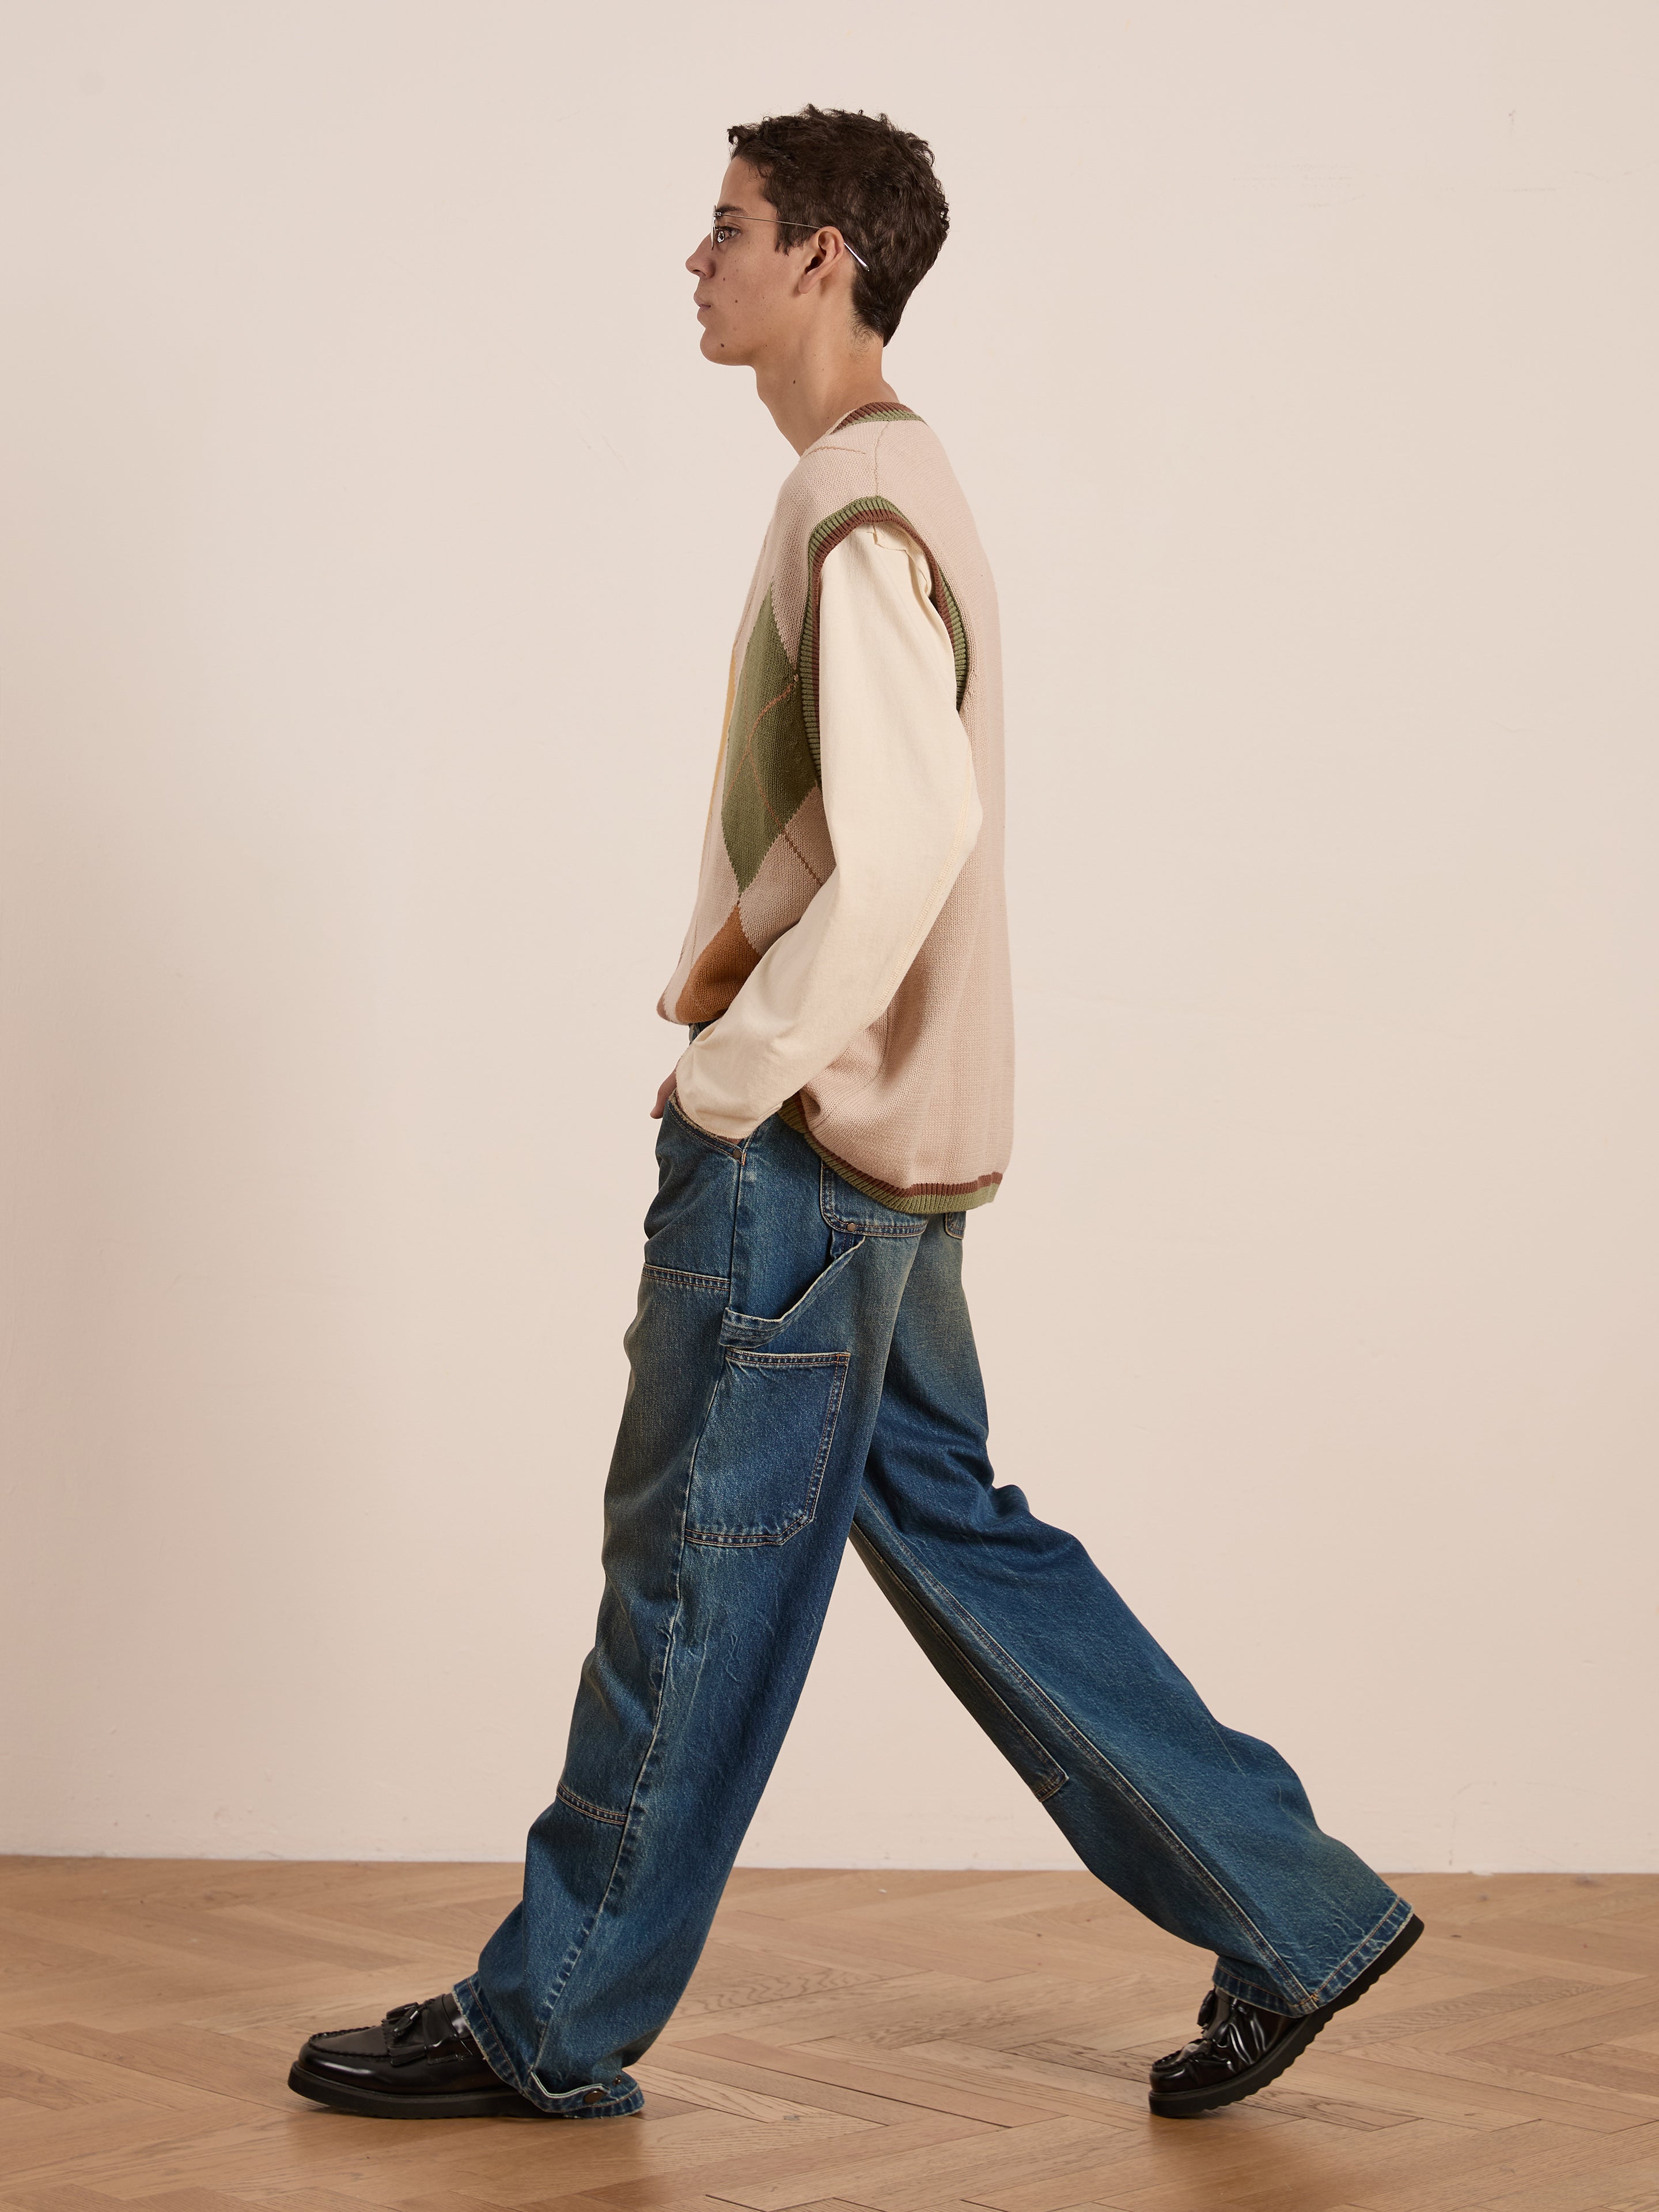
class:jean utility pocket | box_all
[685,1350,850,1547]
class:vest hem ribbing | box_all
[778,1097,1001,1216]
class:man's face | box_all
[685,157,812,366]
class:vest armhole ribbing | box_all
[797,498,971,778]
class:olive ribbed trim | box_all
[798,498,970,779]
[779,1097,1001,1215]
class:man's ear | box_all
[796,228,850,297]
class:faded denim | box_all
[454,1089,1411,2117]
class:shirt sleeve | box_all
[672,518,982,1141]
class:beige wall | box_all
[2,2,1654,1873]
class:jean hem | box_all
[452,1975,643,2118]
[854,1498,1323,2006]
[1211,1890,1414,2019]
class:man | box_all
[290,104,1419,2128]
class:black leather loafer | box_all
[1148,1911,1424,2118]
[289,1991,550,2119]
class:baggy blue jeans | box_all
[453,1092,1412,2116]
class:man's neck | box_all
[753,340,901,456]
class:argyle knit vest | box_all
[657,403,1013,1214]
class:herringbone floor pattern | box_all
[1,1861,1655,2210]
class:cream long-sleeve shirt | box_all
[672,520,983,1143]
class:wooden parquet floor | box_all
[1,1863,1656,2212]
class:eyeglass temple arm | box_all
[717,214,869,270]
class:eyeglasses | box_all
[709,210,869,271]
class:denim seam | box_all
[519,1334,726,2092]
[1210,1966,1302,2012]
[1210,1892,1411,2017]
[866,1513,1314,2006]
[529,2086,644,2115]
[1301,1895,1414,2012]
[1299,1896,1413,2008]
[942,1213,967,1240]
[522,1835,627,2058]
[555,1781,628,1828]
[517,1407,709,2077]
[642,1263,730,1291]
[685,1350,850,1548]
[454,1980,641,2115]
[853,1529,1067,1800]
[497,1107,737,2105]
[520,1621,683,2088]
[723,1350,850,1366]
[724,1122,749,1299]
[452,1973,529,2092]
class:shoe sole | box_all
[287,2059,560,2119]
[1147,1911,1425,2119]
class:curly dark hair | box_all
[725,105,949,344]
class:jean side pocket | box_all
[645,1104,743,1284]
[666,1089,745,1158]
[685,1350,850,1547]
